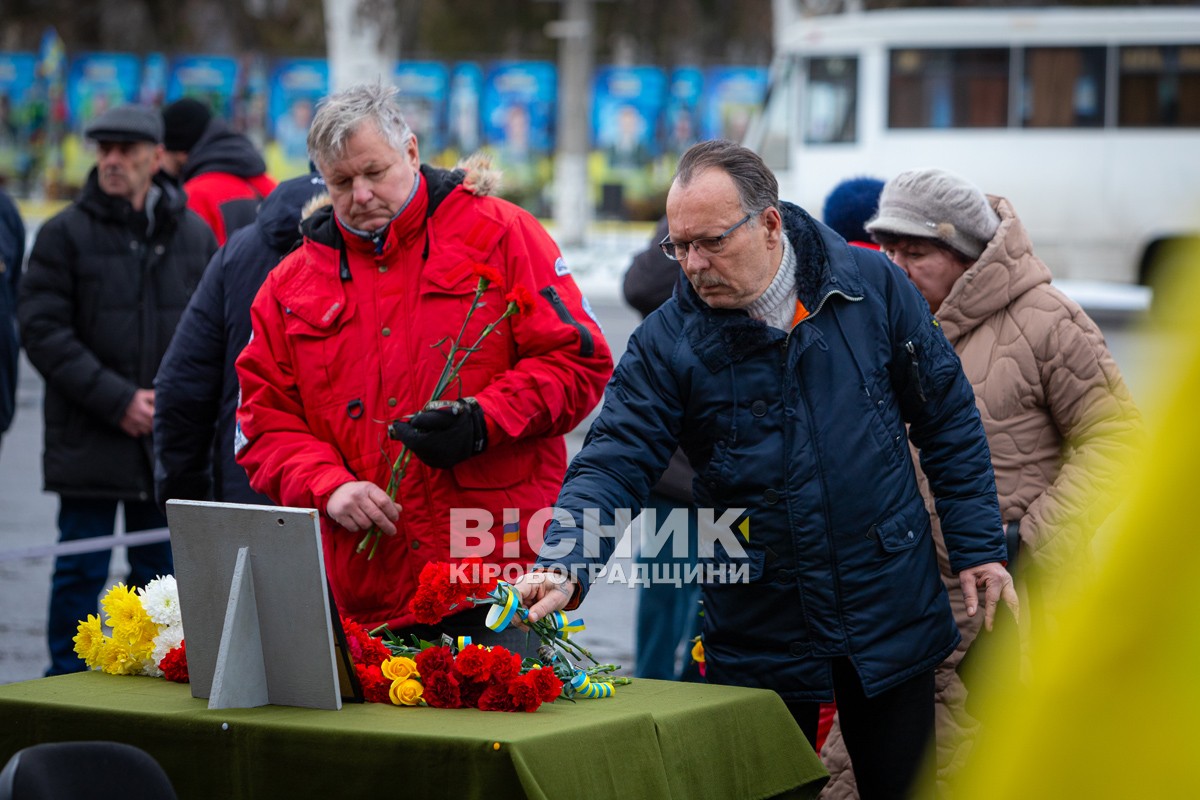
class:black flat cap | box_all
[85,104,164,144]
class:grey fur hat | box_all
[865,168,1000,261]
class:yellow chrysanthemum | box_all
[390,678,424,707]
[73,615,107,667]
[101,583,147,630]
[381,656,419,683]
[113,617,159,655]
[100,635,149,676]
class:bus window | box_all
[1119,45,1200,127]
[804,56,857,144]
[888,48,1008,129]
[755,57,797,170]
[1022,47,1107,128]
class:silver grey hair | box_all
[307,82,414,169]
[674,139,778,216]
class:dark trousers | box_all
[787,658,935,800]
[45,497,173,676]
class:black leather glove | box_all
[387,397,488,469]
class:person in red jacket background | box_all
[234,83,613,652]
[161,97,277,244]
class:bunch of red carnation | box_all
[409,557,499,625]
[159,640,189,683]
[416,644,562,713]
[340,617,398,703]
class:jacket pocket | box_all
[870,500,929,554]
[281,304,369,449]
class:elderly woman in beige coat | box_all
[819,168,1141,798]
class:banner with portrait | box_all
[702,66,768,144]
[166,55,239,118]
[481,61,556,202]
[64,52,140,185]
[445,62,483,163]
[0,53,36,184]
[393,61,448,161]
[267,58,328,179]
[664,67,704,162]
[591,65,666,212]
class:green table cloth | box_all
[0,672,827,799]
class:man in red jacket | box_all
[161,97,277,244]
[234,83,613,650]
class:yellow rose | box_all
[381,656,419,682]
[390,678,424,706]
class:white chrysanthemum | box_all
[149,623,185,676]
[139,575,182,628]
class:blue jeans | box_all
[45,497,173,676]
[634,493,703,681]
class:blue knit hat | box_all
[822,176,885,244]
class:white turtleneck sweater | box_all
[744,235,798,331]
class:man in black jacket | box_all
[154,171,327,507]
[18,104,217,675]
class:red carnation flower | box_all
[409,587,450,625]
[488,647,521,682]
[459,677,488,709]
[508,673,543,713]
[415,645,455,677]
[159,641,189,683]
[422,672,463,709]
[505,285,537,320]
[478,682,517,712]
[355,663,391,704]
[457,556,498,596]
[471,263,504,288]
[530,666,563,703]
[341,617,389,666]
[455,645,492,681]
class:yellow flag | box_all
[946,243,1200,798]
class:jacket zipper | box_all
[905,341,927,403]
[539,286,594,357]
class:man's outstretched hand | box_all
[512,569,576,624]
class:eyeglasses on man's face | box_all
[659,211,758,261]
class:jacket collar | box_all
[299,163,466,255]
[680,201,864,371]
[78,168,188,235]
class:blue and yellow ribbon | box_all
[484,583,521,632]
[570,669,614,699]
[546,610,586,639]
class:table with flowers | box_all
[0,670,827,799]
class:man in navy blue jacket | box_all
[517,141,1017,799]
[153,172,327,506]
[0,188,24,447]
